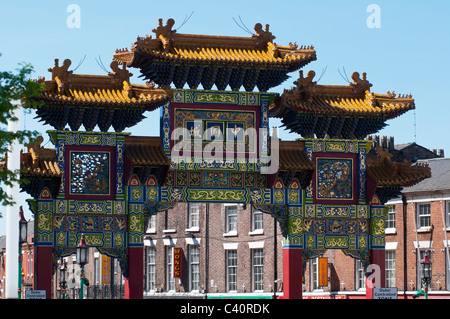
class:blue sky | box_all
[0,0,449,235]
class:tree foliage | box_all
[0,60,45,209]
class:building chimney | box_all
[374,135,380,148]
[381,136,387,149]
[367,135,377,150]
[388,136,394,151]
[438,149,444,157]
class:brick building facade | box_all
[0,222,34,299]
[383,158,450,298]
[143,203,284,298]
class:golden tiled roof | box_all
[38,59,170,108]
[367,147,431,187]
[124,136,171,167]
[273,70,415,118]
[32,59,173,131]
[114,19,316,70]
[117,37,316,70]
[113,19,316,91]
[40,80,169,107]
[20,136,61,177]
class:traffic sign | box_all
[25,290,47,299]
[373,288,397,299]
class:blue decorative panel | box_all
[316,158,353,200]
[69,151,110,195]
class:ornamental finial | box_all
[152,18,176,52]
[350,72,372,94]
[109,61,133,86]
[253,23,276,49]
[48,58,73,92]
[294,70,316,89]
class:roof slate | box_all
[403,158,450,193]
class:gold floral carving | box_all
[84,234,103,246]
[325,236,348,248]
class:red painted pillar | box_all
[366,249,385,299]
[124,247,144,299]
[283,248,303,299]
[34,246,53,299]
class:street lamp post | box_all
[421,253,432,299]
[59,260,67,299]
[272,279,280,299]
[18,206,28,299]
[76,234,89,299]
[413,252,432,299]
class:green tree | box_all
[0,59,44,209]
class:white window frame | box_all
[445,242,450,290]
[226,249,238,292]
[189,245,200,292]
[146,246,156,292]
[166,246,175,292]
[310,257,324,291]
[250,208,264,235]
[146,214,156,234]
[27,250,33,279]
[225,205,238,236]
[416,203,431,229]
[385,205,396,233]
[446,201,450,228]
[187,203,200,231]
[355,259,366,291]
[94,253,100,285]
[385,250,396,288]
[251,248,264,292]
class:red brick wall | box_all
[387,200,449,291]
[146,202,284,294]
